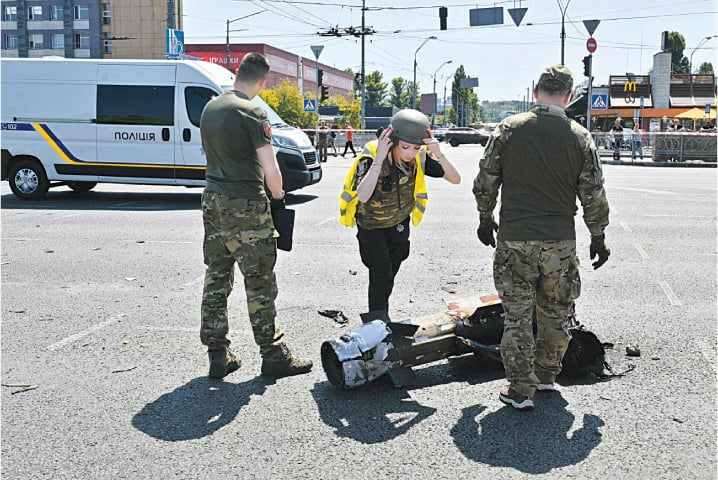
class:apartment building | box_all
[0,0,181,59]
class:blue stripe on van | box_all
[1,122,35,131]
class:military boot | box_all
[260,343,313,378]
[208,347,241,379]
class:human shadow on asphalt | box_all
[451,395,604,474]
[311,379,437,444]
[1,190,203,211]
[308,356,510,444]
[132,376,273,441]
[1,191,316,211]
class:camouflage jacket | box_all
[473,104,609,240]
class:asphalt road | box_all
[1,146,716,479]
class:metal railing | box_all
[591,131,716,163]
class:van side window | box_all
[184,86,217,128]
[97,85,174,125]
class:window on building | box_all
[50,5,63,21]
[28,5,43,20]
[103,32,112,53]
[29,34,44,49]
[4,5,17,21]
[52,34,64,49]
[97,85,175,126]
[184,87,218,127]
[74,5,89,20]
[4,34,19,49]
[102,3,111,25]
[74,33,89,49]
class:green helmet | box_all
[389,109,430,145]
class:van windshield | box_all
[252,96,287,127]
[217,84,287,128]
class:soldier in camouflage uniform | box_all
[199,52,312,379]
[316,122,328,163]
[340,109,461,314]
[473,65,610,410]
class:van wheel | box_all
[68,182,97,193]
[9,159,49,200]
[449,138,460,147]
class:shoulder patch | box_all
[262,120,272,140]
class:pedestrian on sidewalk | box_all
[342,121,357,158]
[631,125,644,160]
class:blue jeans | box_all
[632,141,643,160]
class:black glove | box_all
[477,216,498,247]
[590,234,610,270]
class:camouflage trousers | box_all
[200,191,284,351]
[493,239,581,397]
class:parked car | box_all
[444,126,490,147]
[432,127,448,141]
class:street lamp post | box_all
[689,35,716,101]
[557,0,572,65]
[443,75,451,126]
[225,10,264,71]
[689,35,717,74]
[432,60,452,128]
[412,36,437,110]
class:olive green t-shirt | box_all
[200,91,272,199]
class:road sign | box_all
[591,94,608,110]
[310,45,324,59]
[469,7,503,26]
[459,77,479,88]
[304,99,316,113]
[706,104,712,114]
[583,20,600,36]
[586,37,597,53]
[165,29,184,59]
[507,8,527,26]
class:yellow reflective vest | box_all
[339,140,428,228]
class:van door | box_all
[96,64,177,184]
[175,84,219,185]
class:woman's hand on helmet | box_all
[422,128,443,157]
[375,126,393,164]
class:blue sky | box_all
[182,0,717,101]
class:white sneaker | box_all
[537,383,556,392]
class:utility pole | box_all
[360,0,366,130]
[412,36,436,110]
[317,7,376,130]
[557,0,571,65]
[311,45,324,136]
[167,0,175,29]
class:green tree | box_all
[365,71,388,107]
[259,79,314,127]
[389,77,415,108]
[698,62,714,74]
[665,31,689,73]
[450,66,481,126]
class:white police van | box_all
[1,57,321,200]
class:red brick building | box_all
[184,43,354,98]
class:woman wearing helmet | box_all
[339,109,461,313]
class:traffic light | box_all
[317,69,324,86]
[439,7,448,30]
[320,85,329,101]
[582,55,591,77]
